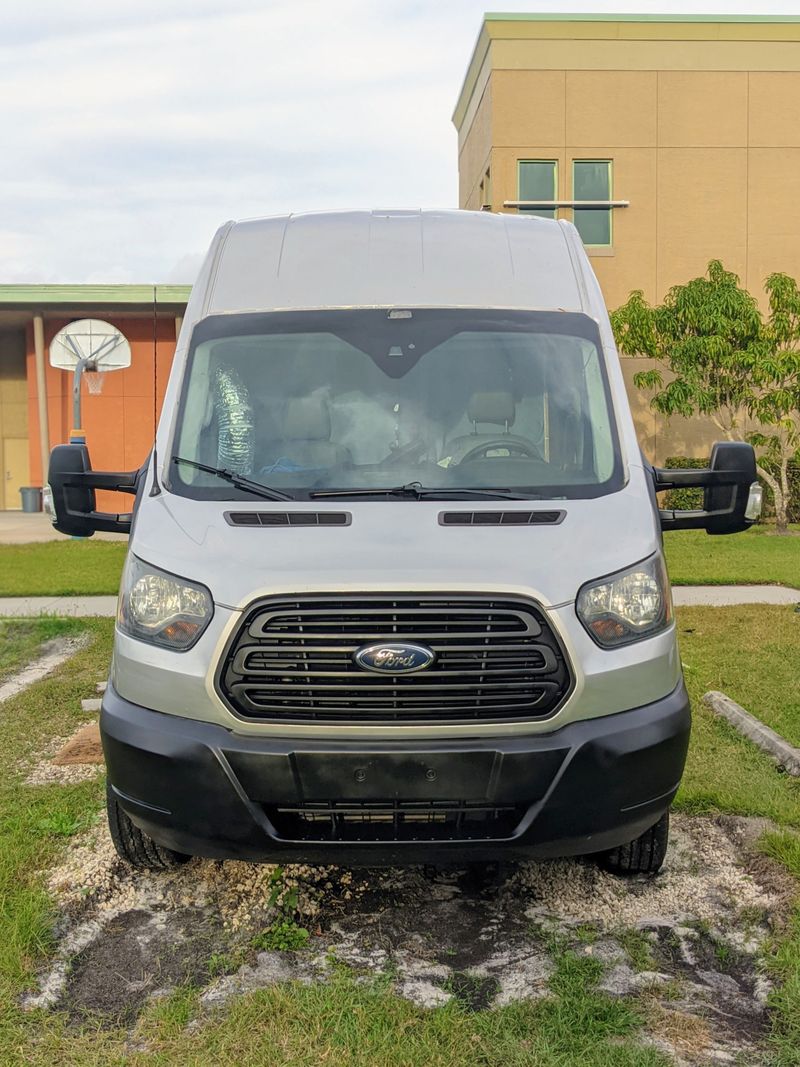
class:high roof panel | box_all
[206,210,583,315]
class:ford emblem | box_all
[354,642,435,674]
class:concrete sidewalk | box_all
[0,586,796,618]
[0,596,118,617]
[0,512,126,544]
[672,585,799,606]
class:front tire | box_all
[597,811,670,876]
[107,783,191,870]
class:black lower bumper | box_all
[101,681,691,865]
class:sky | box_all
[2,0,800,284]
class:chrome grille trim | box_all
[217,594,572,725]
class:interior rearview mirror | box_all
[48,443,140,537]
[653,441,760,535]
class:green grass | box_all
[4,953,670,1067]
[0,618,85,680]
[0,620,111,999]
[760,831,800,1066]
[664,524,800,588]
[676,606,800,826]
[678,604,800,747]
[0,541,126,597]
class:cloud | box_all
[0,0,796,281]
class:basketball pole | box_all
[70,357,94,445]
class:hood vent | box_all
[439,510,565,526]
[225,511,351,527]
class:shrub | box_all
[661,456,707,511]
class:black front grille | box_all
[218,594,572,725]
[267,800,524,842]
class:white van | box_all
[49,210,760,874]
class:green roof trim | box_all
[0,284,191,307]
[484,12,800,23]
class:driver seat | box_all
[444,391,540,466]
[267,395,351,471]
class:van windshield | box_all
[170,308,624,500]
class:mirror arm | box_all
[652,467,748,491]
[62,470,138,495]
[82,510,134,534]
[658,507,733,531]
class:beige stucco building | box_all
[453,14,800,460]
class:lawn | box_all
[0,618,85,680]
[0,541,126,597]
[664,524,800,589]
[675,605,800,827]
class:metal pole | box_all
[32,314,50,482]
[71,357,91,444]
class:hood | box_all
[129,471,661,612]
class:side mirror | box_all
[48,444,140,537]
[653,441,761,535]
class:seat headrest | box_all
[468,391,515,428]
[283,396,331,441]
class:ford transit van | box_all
[48,210,760,874]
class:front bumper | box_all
[101,681,691,865]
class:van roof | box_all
[205,210,585,316]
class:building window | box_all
[517,160,557,219]
[572,161,612,246]
[478,167,492,210]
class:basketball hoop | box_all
[49,319,131,443]
[84,369,105,395]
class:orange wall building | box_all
[0,287,189,509]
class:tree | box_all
[752,272,800,533]
[611,260,800,533]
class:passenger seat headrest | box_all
[283,396,332,441]
[468,391,515,428]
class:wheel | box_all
[106,782,191,870]
[597,811,670,876]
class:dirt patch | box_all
[51,721,103,766]
[32,813,788,1064]
[61,908,223,1024]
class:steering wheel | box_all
[381,437,428,466]
[456,438,542,464]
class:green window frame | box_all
[572,160,612,247]
[517,160,557,219]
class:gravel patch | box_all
[512,815,774,927]
[21,721,104,786]
[31,812,787,1064]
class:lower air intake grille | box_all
[218,594,572,725]
[267,801,524,842]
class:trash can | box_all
[19,487,42,513]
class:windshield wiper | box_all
[172,457,294,501]
[310,482,532,500]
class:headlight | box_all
[576,553,672,648]
[117,554,213,650]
